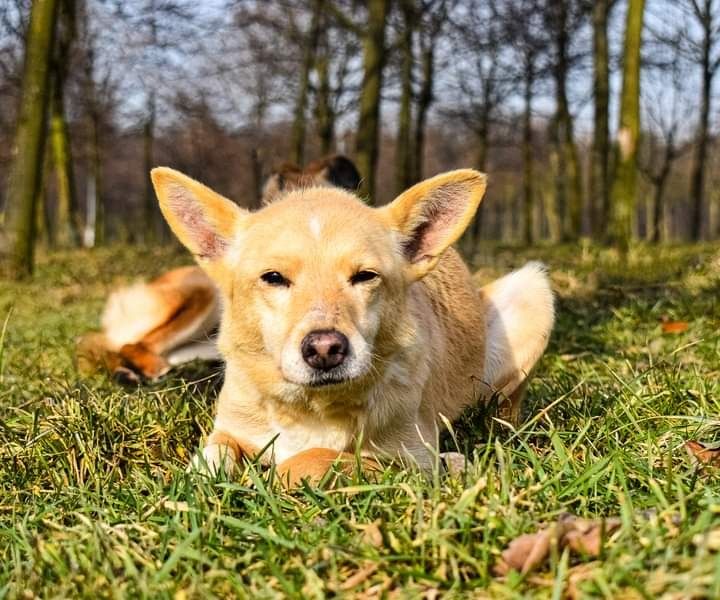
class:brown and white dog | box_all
[80,159,554,484]
[76,155,362,382]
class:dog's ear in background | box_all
[261,155,362,204]
[314,155,362,192]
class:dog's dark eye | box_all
[261,271,290,286]
[350,270,379,285]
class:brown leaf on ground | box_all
[685,440,720,466]
[494,526,557,576]
[661,320,689,334]
[495,514,621,577]
[562,517,621,555]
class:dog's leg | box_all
[190,430,252,476]
[276,448,379,487]
[498,379,528,426]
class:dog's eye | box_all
[261,271,290,286]
[350,270,379,285]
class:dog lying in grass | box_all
[79,158,554,484]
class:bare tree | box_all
[501,0,548,245]
[410,1,448,184]
[290,0,324,165]
[639,37,693,243]
[589,0,617,240]
[679,0,720,240]
[543,0,587,242]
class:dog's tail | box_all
[75,278,177,379]
[480,262,555,397]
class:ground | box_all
[1,243,719,599]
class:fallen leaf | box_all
[685,440,720,466]
[494,527,556,576]
[495,515,621,576]
[661,321,689,334]
[562,517,621,556]
[358,520,384,548]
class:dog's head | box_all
[151,167,486,400]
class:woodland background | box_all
[1,0,719,277]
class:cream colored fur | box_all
[149,167,555,482]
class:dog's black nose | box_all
[301,330,349,371]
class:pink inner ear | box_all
[403,182,468,263]
[167,184,228,259]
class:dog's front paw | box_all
[188,443,238,476]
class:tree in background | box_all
[50,0,79,247]
[680,0,720,240]
[290,0,324,166]
[610,0,646,253]
[410,0,448,184]
[639,31,692,243]
[502,0,547,245]
[350,0,391,202]
[394,0,416,194]
[448,0,508,254]
[1,0,58,278]
[544,0,587,242]
[590,0,616,240]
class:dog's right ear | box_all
[151,167,248,261]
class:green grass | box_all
[1,243,719,598]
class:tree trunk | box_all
[143,91,158,243]
[250,146,264,209]
[314,28,335,155]
[522,66,535,245]
[36,146,53,247]
[651,170,669,244]
[412,41,434,183]
[290,0,324,165]
[395,0,415,194]
[0,0,58,278]
[552,0,583,241]
[590,0,611,240]
[83,108,104,247]
[690,23,712,241]
[461,116,489,257]
[50,74,79,247]
[50,0,78,248]
[609,0,645,253]
[355,0,390,203]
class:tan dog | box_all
[146,167,554,484]
[77,155,361,382]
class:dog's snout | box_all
[301,330,349,370]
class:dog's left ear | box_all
[151,167,248,262]
[380,169,487,280]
